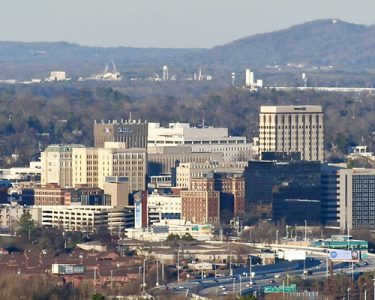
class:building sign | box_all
[134,199,142,229]
[329,250,361,262]
[264,284,297,293]
[117,127,134,133]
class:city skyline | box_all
[0,0,374,48]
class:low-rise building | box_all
[148,122,253,161]
[126,219,213,242]
[148,145,223,176]
[34,186,73,206]
[147,192,182,221]
[38,205,134,233]
[0,205,42,232]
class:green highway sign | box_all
[264,284,297,293]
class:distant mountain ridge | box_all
[198,19,375,70]
[0,19,375,80]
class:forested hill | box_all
[194,19,375,70]
[0,19,375,80]
[0,82,374,167]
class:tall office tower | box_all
[244,160,321,225]
[162,65,169,81]
[41,144,84,188]
[322,166,375,232]
[259,105,324,162]
[94,119,148,148]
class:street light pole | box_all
[276,229,279,244]
[143,259,146,292]
[304,220,307,242]
[177,247,181,283]
[156,260,159,287]
[347,287,351,300]
[230,248,232,276]
[233,277,236,292]
[249,256,252,284]
[239,275,242,296]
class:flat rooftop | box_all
[260,105,323,114]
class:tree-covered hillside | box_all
[0,81,373,166]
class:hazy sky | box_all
[1,0,374,48]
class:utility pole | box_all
[94,267,97,293]
[110,270,113,291]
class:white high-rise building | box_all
[245,69,254,87]
[258,105,324,162]
[162,65,169,81]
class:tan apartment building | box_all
[259,105,324,162]
[181,178,220,225]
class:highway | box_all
[161,256,375,298]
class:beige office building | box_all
[42,143,146,193]
[72,142,146,192]
[103,176,130,207]
[259,105,324,162]
[41,144,84,188]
